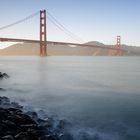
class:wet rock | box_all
[2,120,16,128]
[15,132,29,140]
[8,113,36,126]
[11,102,23,109]
[37,109,48,118]
[3,73,10,78]
[39,135,57,140]
[27,128,41,136]
[8,108,22,114]
[37,118,46,124]
[0,96,63,140]
[20,114,37,124]
[2,135,14,140]
[0,88,6,91]
[0,97,10,105]
[26,111,38,120]
[0,72,10,79]
[37,117,54,129]
[57,120,66,129]
[20,124,38,131]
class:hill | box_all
[0,41,140,56]
[84,41,104,46]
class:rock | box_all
[0,97,10,105]
[15,132,29,140]
[37,118,46,124]
[0,108,9,122]
[11,102,23,109]
[57,120,66,129]
[0,97,11,108]
[26,111,38,120]
[2,135,14,140]
[0,72,10,79]
[44,118,54,128]
[37,109,48,118]
[39,135,57,140]
[21,114,37,124]
[2,120,16,128]
[3,73,10,78]
[27,128,41,136]
[8,114,36,125]
[20,124,38,131]
[0,96,63,140]
[8,108,22,114]
[0,88,6,91]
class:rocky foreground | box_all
[0,96,72,140]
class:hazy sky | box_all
[0,0,140,48]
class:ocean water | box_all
[0,56,140,140]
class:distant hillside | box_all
[84,41,104,46]
[0,43,40,56]
[0,41,140,56]
[0,42,106,56]
[122,45,140,55]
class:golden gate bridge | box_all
[0,10,123,56]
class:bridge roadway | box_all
[0,37,124,51]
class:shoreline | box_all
[0,72,72,140]
[0,96,72,140]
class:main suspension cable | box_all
[47,11,85,43]
[0,11,39,30]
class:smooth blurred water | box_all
[0,56,140,140]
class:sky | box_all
[0,0,140,48]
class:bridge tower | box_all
[40,10,47,56]
[116,36,122,55]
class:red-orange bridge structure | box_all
[0,10,123,56]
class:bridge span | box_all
[0,10,124,56]
[0,37,124,51]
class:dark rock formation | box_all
[0,88,6,91]
[0,96,73,140]
[0,72,10,80]
[0,72,9,91]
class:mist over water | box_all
[0,56,140,140]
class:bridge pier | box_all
[40,10,47,56]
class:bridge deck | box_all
[0,37,124,51]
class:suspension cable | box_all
[47,16,82,43]
[47,11,85,43]
[0,10,85,43]
[0,11,39,30]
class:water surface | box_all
[0,56,140,140]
